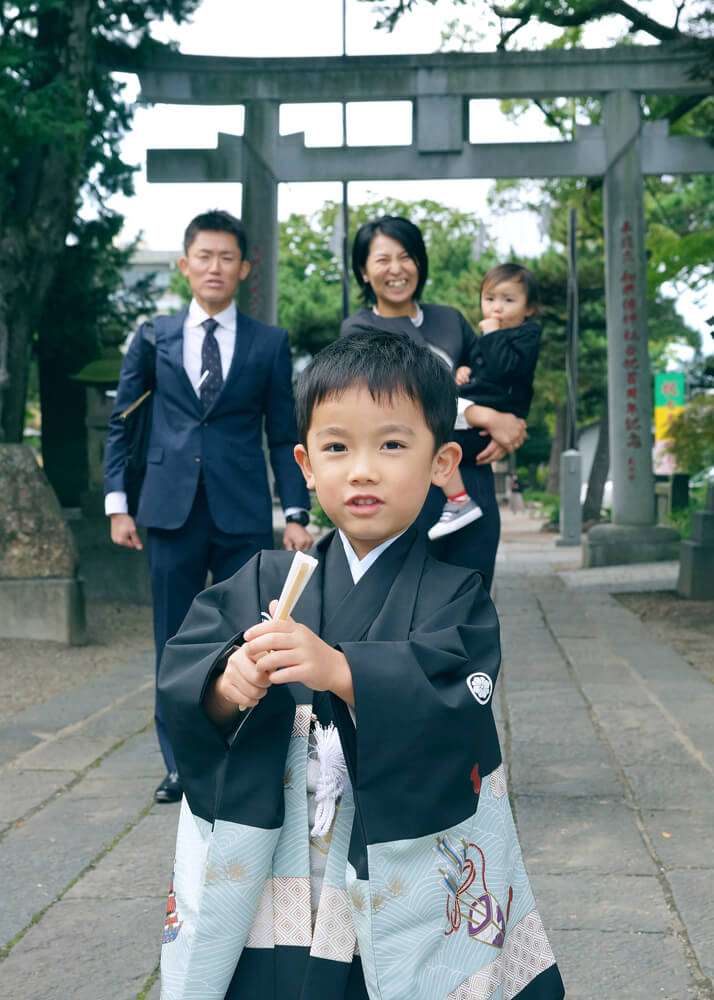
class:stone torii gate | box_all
[120,44,714,567]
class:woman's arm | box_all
[463,404,527,464]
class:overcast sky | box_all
[108,0,712,345]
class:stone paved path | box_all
[0,515,712,999]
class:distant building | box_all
[124,249,183,316]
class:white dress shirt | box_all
[182,299,237,390]
[106,299,306,519]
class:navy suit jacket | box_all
[104,308,309,534]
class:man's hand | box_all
[243,603,354,704]
[455,365,472,386]
[110,513,143,550]
[283,522,313,552]
[479,317,501,334]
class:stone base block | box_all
[583,523,680,568]
[677,540,714,600]
[68,516,152,605]
[0,577,86,644]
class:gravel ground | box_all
[0,600,153,724]
[616,590,714,683]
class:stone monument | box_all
[0,444,86,643]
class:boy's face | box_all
[295,387,460,559]
[481,278,533,329]
[178,230,251,315]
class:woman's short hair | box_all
[352,216,429,304]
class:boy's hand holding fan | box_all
[219,552,318,712]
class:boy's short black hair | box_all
[296,327,456,450]
[481,263,539,310]
[352,216,429,305]
[183,210,248,259]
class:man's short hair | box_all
[351,216,429,305]
[296,327,456,449]
[183,210,248,259]
[481,262,540,310]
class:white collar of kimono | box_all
[338,529,407,585]
[372,303,424,327]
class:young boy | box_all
[157,330,564,1000]
[429,263,542,540]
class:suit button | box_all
[202,421,208,427]
[195,456,201,463]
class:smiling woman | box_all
[341,216,527,589]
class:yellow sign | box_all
[655,404,683,442]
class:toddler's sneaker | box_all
[428,497,483,539]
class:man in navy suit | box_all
[104,210,312,803]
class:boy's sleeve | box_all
[335,572,502,844]
[156,562,257,820]
[157,553,297,827]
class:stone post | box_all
[677,482,714,599]
[239,100,279,326]
[584,90,678,566]
[557,449,582,546]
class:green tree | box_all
[0,0,199,443]
[667,394,714,473]
[37,216,157,505]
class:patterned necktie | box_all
[200,317,223,410]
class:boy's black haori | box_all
[157,525,565,1000]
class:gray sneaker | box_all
[428,498,484,540]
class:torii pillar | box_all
[584,90,679,566]
[239,101,279,325]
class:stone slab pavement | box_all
[0,513,712,998]
[496,512,713,1000]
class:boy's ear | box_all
[238,258,251,281]
[177,255,189,277]
[293,444,315,490]
[431,441,462,489]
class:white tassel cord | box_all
[310,723,348,838]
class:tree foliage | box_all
[0,0,200,442]
[667,393,714,473]
[37,215,157,504]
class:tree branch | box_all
[534,98,569,135]
[497,12,533,49]
[666,94,707,125]
[491,0,685,42]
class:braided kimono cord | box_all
[310,722,348,837]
